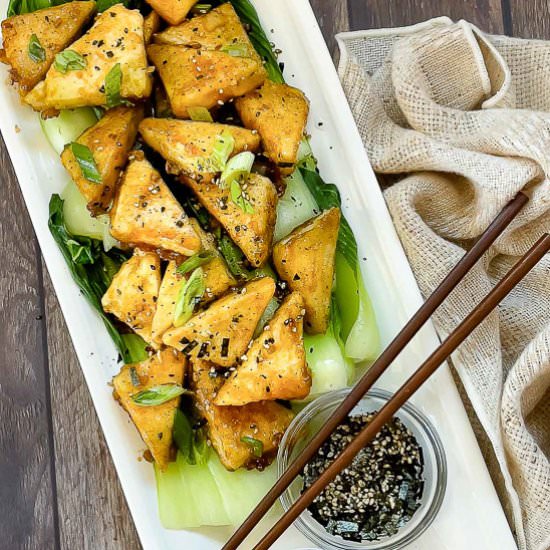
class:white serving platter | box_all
[0,1,518,549]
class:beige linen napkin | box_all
[336,18,550,550]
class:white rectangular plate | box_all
[0,1,517,548]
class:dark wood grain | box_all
[2,1,549,549]
[43,268,140,550]
[508,0,550,39]
[348,0,504,34]
[0,133,58,550]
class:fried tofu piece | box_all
[151,226,236,345]
[273,208,341,334]
[60,105,143,214]
[143,10,161,45]
[182,173,277,267]
[113,348,186,470]
[145,0,194,25]
[110,155,201,256]
[151,260,183,345]
[189,219,236,302]
[215,292,311,405]
[192,361,294,470]
[147,43,266,119]
[24,5,152,111]
[0,1,95,94]
[102,248,161,346]
[236,81,310,175]
[139,118,260,180]
[162,277,276,367]
[154,3,253,51]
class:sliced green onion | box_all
[187,106,213,122]
[69,142,101,184]
[131,384,187,406]
[240,436,263,457]
[191,3,211,14]
[104,63,133,108]
[221,43,249,57]
[177,250,216,276]
[210,130,235,171]
[220,151,254,188]
[54,49,87,73]
[230,179,254,214]
[174,268,205,327]
[28,34,45,63]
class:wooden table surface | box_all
[1,1,549,548]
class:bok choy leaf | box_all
[48,194,148,364]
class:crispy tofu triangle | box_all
[147,43,266,119]
[0,1,96,94]
[143,10,161,45]
[145,0,194,26]
[163,277,276,367]
[151,260,183,345]
[102,248,161,346]
[182,173,277,267]
[113,348,186,471]
[110,155,201,256]
[236,81,310,175]
[151,226,235,345]
[215,292,311,406]
[192,361,294,470]
[154,3,255,53]
[24,5,152,111]
[139,118,260,180]
[60,105,143,214]
[273,208,341,334]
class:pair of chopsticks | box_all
[224,191,550,550]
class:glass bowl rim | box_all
[277,387,447,550]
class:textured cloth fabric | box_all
[336,19,550,550]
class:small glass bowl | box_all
[278,388,447,550]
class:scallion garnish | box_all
[191,3,211,14]
[210,130,235,171]
[69,142,101,184]
[28,34,45,63]
[220,151,254,189]
[173,268,205,327]
[221,43,249,57]
[54,49,87,73]
[177,250,216,276]
[131,384,187,406]
[230,179,254,214]
[187,106,214,122]
[104,63,133,108]
[241,435,263,457]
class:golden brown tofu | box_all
[215,292,311,405]
[143,10,162,45]
[154,3,253,52]
[272,208,341,334]
[0,1,95,94]
[110,155,201,256]
[113,348,186,471]
[147,44,266,119]
[101,248,161,346]
[24,5,152,111]
[236,81,310,175]
[145,0,194,26]
[192,361,294,470]
[162,277,276,367]
[189,219,236,302]
[60,105,143,214]
[139,118,260,180]
[151,260,183,345]
[183,173,277,267]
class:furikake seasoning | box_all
[302,413,424,542]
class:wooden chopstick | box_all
[222,192,528,550]
[254,232,550,550]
